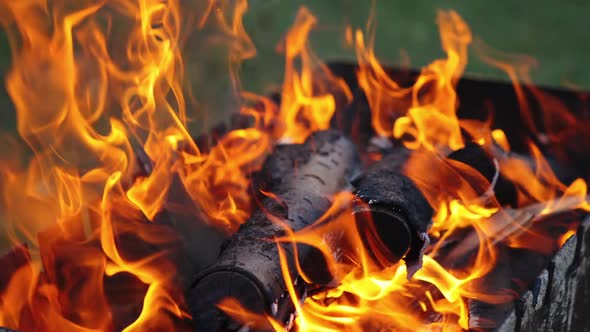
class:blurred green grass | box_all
[239,0,590,92]
[1,0,590,253]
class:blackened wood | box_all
[490,144,584,193]
[496,214,590,331]
[447,142,517,207]
[155,174,226,286]
[329,88,373,149]
[409,198,586,330]
[129,141,225,289]
[467,245,515,330]
[0,328,19,332]
[352,146,433,275]
[438,198,587,330]
[188,130,361,331]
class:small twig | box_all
[442,195,589,264]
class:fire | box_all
[277,7,352,143]
[0,1,588,332]
[219,7,588,332]
[0,0,268,330]
[355,10,470,152]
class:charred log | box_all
[352,146,434,275]
[130,141,225,288]
[497,214,590,331]
[188,130,361,331]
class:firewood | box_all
[443,195,588,264]
[398,196,588,330]
[187,130,362,331]
[129,139,225,289]
[352,146,434,276]
[497,214,590,331]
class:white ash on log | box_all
[352,146,434,275]
[188,130,362,331]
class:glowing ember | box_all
[0,1,588,332]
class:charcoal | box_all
[352,146,433,276]
[188,130,361,331]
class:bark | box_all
[497,214,590,332]
[188,130,361,331]
[352,146,434,275]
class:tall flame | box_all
[356,10,470,152]
[0,1,588,332]
[0,0,267,330]
[277,7,352,143]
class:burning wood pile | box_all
[0,1,589,332]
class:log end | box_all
[353,204,413,268]
[188,270,268,331]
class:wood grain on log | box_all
[188,130,362,331]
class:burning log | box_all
[352,146,434,275]
[434,197,590,330]
[497,214,590,331]
[188,130,361,331]
[130,139,226,288]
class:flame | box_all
[0,1,589,332]
[356,10,470,152]
[0,0,266,330]
[277,7,352,143]
[220,8,589,332]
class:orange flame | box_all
[221,8,589,332]
[0,0,264,330]
[0,1,589,332]
[277,7,352,143]
[356,10,470,152]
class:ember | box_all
[0,1,589,332]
